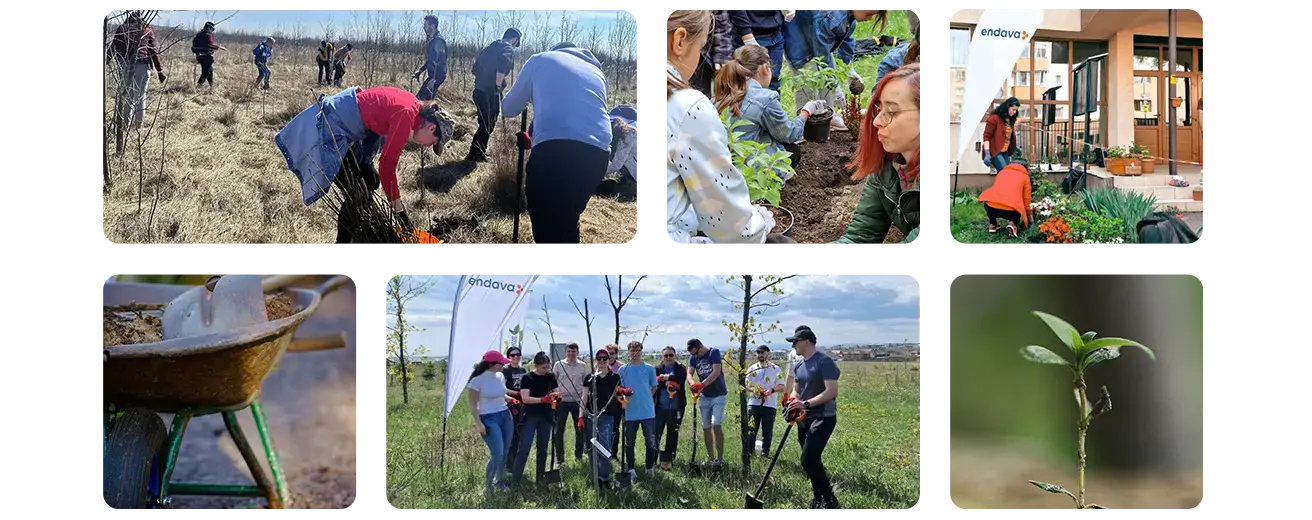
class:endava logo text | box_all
[979,28,1029,40]
[468,277,523,294]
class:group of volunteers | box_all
[667,10,922,244]
[462,325,844,509]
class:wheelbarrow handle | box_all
[260,275,352,296]
[287,331,349,352]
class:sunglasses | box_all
[509,353,522,357]
[596,356,610,361]
[663,354,675,358]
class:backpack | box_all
[1136,212,1199,243]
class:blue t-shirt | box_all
[618,362,658,421]
[690,348,727,397]
[657,363,680,409]
[793,351,841,417]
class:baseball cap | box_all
[686,338,703,350]
[482,350,512,365]
[785,326,817,343]
[755,345,771,353]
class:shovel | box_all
[512,113,527,243]
[616,389,633,490]
[687,390,703,477]
[544,393,564,488]
[746,400,806,509]
[161,275,347,341]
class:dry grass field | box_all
[103,28,636,243]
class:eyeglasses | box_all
[872,106,918,126]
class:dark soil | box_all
[768,131,908,243]
[594,172,636,202]
[103,293,298,346]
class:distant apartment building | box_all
[950,9,1202,175]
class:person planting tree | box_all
[783,10,888,131]
[413,14,447,101]
[501,42,612,244]
[252,37,275,90]
[785,326,842,509]
[191,21,225,88]
[502,347,527,473]
[466,28,521,162]
[978,162,1033,236]
[714,44,828,171]
[275,86,454,243]
[582,349,622,488]
[316,40,335,85]
[832,63,920,243]
[617,341,659,481]
[332,43,354,88]
[653,346,687,470]
[464,350,521,495]
[511,352,560,486]
[686,338,728,469]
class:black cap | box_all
[686,338,703,350]
[204,21,215,30]
[755,345,771,353]
[785,326,816,343]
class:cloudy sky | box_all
[396,275,919,358]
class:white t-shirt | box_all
[785,349,802,389]
[746,362,785,408]
[467,371,509,415]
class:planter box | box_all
[1192,188,1203,201]
[1140,157,1156,173]
[1105,157,1143,176]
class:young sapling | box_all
[1020,310,1155,509]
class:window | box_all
[1016,71,1030,86]
[1036,45,1048,59]
[1020,44,1030,58]
[1134,46,1160,71]
[954,87,965,97]
[952,103,963,122]
[951,28,971,67]
[1035,71,1048,85]
[953,69,966,82]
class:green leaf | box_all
[1081,331,1097,344]
[1086,337,1156,361]
[1020,345,1069,366]
[1080,347,1121,370]
[1028,480,1069,494]
[1032,311,1081,353]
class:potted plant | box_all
[1103,146,1141,176]
[1129,142,1155,173]
[795,57,845,143]
[723,111,795,236]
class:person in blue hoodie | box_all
[466,28,521,162]
[413,14,447,101]
[501,42,611,244]
[252,37,275,90]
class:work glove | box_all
[577,416,585,430]
[801,100,828,118]
[755,205,777,232]
[516,131,532,150]
[782,10,796,22]
[691,382,704,394]
[742,34,759,47]
[657,374,668,383]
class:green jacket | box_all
[833,161,919,243]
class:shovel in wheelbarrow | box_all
[746,397,806,509]
[544,392,565,488]
[687,384,703,477]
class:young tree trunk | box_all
[738,275,753,473]
[397,298,410,405]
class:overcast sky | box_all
[397,275,919,358]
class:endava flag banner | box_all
[954,9,1043,162]
[444,275,538,416]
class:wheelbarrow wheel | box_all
[104,409,168,509]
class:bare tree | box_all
[569,294,600,492]
[557,13,580,46]
[387,275,436,405]
[604,275,647,344]
[584,22,604,54]
[539,295,557,343]
[719,275,797,473]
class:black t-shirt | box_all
[519,371,559,418]
[584,371,622,417]
[504,366,527,391]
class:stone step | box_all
[1122,185,1197,201]
[1112,172,1203,188]
[1153,198,1203,213]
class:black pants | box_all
[690,58,715,99]
[611,416,621,457]
[332,145,382,244]
[506,408,523,473]
[985,205,1027,228]
[468,88,500,160]
[317,59,331,84]
[196,54,214,86]
[525,140,608,243]
[797,416,837,501]
[653,406,683,463]
[748,405,778,456]
[623,419,658,472]
[552,401,584,461]
[333,63,346,87]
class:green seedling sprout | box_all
[1020,310,1155,509]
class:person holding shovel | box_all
[502,347,527,472]
[582,349,622,488]
[414,14,447,101]
[785,326,842,509]
[746,346,786,457]
[833,63,921,244]
[511,352,560,486]
[252,37,275,90]
[466,28,521,162]
[653,346,687,470]
[275,85,454,243]
[714,44,828,171]
[604,343,623,456]
[465,350,519,494]
[687,338,728,468]
[191,21,225,88]
[618,341,660,481]
[552,343,589,463]
[501,42,612,244]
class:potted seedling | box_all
[723,111,795,236]
[1020,311,1156,509]
[1103,146,1141,176]
[795,57,845,143]
[1129,142,1155,173]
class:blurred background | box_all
[950,275,1202,508]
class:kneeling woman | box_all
[714,45,828,173]
[833,63,920,243]
[464,350,520,494]
[977,162,1032,236]
[276,86,453,243]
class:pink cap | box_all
[482,350,512,365]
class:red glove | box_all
[657,374,668,383]
[691,383,704,394]
[576,416,585,430]
[516,132,532,150]
[508,397,521,407]
[617,387,633,397]
[667,381,681,390]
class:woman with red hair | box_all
[832,63,920,243]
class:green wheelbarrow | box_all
[102,275,350,509]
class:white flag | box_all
[500,290,532,353]
[444,275,538,417]
[954,9,1043,162]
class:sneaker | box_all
[495,482,511,493]
[1006,223,1018,237]
[809,498,824,509]
[988,224,999,234]
[823,496,842,509]
[830,114,849,132]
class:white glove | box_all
[756,205,777,232]
[802,100,828,116]
[689,236,715,244]
[783,11,796,23]
[743,34,759,47]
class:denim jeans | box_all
[623,417,659,472]
[512,413,551,484]
[588,415,616,481]
[478,410,513,492]
[749,31,785,91]
[988,152,1011,172]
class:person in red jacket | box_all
[339,86,452,242]
[983,97,1020,173]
